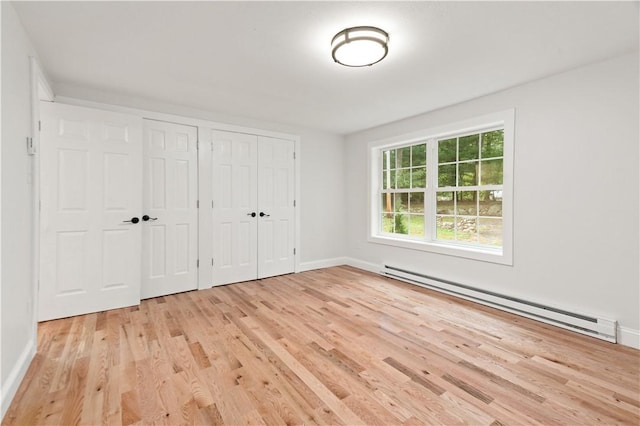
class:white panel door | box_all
[39,102,142,321]
[141,120,198,298]
[211,130,258,285]
[257,137,295,279]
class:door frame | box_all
[38,96,301,292]
[30,56,54,333]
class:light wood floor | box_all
[3,266,639,425]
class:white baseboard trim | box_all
[1,339,36,420]
[298,257,348,272]
[343,257,382,274]
[618,326,640,349]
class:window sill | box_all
[368,234,512,266]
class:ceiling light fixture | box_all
[331,26,389,67]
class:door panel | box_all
[141,120,198,299]
[39,102,142,321]
[257,137,295,279]
[211,130,258,285]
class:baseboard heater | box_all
[381,265,617,343]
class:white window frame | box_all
[368,109,514,265]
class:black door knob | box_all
[123,217,139,224]
[259,212,270,217]
[247,212,256,217]
[142,215,158,221]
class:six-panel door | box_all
[211,131,259,285]
[141,120,198,299]
[39,103,142,321]
[257,137,295,279]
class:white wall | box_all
[345,53,640,347]
[52,88,348,269]
[1,1,38,418]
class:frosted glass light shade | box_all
[331,26,389,67]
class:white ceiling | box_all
[13,1,639,135]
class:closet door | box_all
[257,137,295,279]
[39,102,142,321]
[210,130,296,285]
[211,130,258,285]
[141,120,198,299]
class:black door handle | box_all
[247,212,256,217]
[259,212,270,217]
[142,215,158,221]
[123,217,140,224]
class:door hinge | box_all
[293,200,296,207]
[197,259,200,268]
[293,151,296,160]
[293,248,296,255]
[211,258,214,266]
[211,201,214,208]
[196,140,199,150]
[197,200,199,208]
[38,120,41,132]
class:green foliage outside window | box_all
[380,129,504,248]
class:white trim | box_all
[0,3,3,419]
[343,257,381,274]
[294,138,301,273]
[28,56,53,356]
[53,96,299,143]
[298,257,348,272]
[367,109,514,266]
[0,339,36,420]
[618,326,640,349]
[197,126,212,290]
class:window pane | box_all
[481,130,504,158]
[382,170,387,189]
[479,190,502,217]
[439,138,457,163]
[479,218,502,246]
[398,147,411,168]
[436,192,454,214]
[390,150,396,169]
[409,215,424,236]
[411,167,426,188]
[394,193,408,212]
[459,134,479,161]
[458,162,478,186]
[411,144,426,167]
[389,170,396,189]
[382,214,394,233]
[456,217,477,243]
[409,192,424,213]
[396,169,410,188]
[457,191,477,216]
[438,164,456,187]
[481,159,503,185]
[381,193,394,215]
[394,214,409,234]
[436,216,455,240]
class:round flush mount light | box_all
[331,26,389,67]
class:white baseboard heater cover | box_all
[381,265,617,343]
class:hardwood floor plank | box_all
[3,266,639,425]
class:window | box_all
[370,110,513,265]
